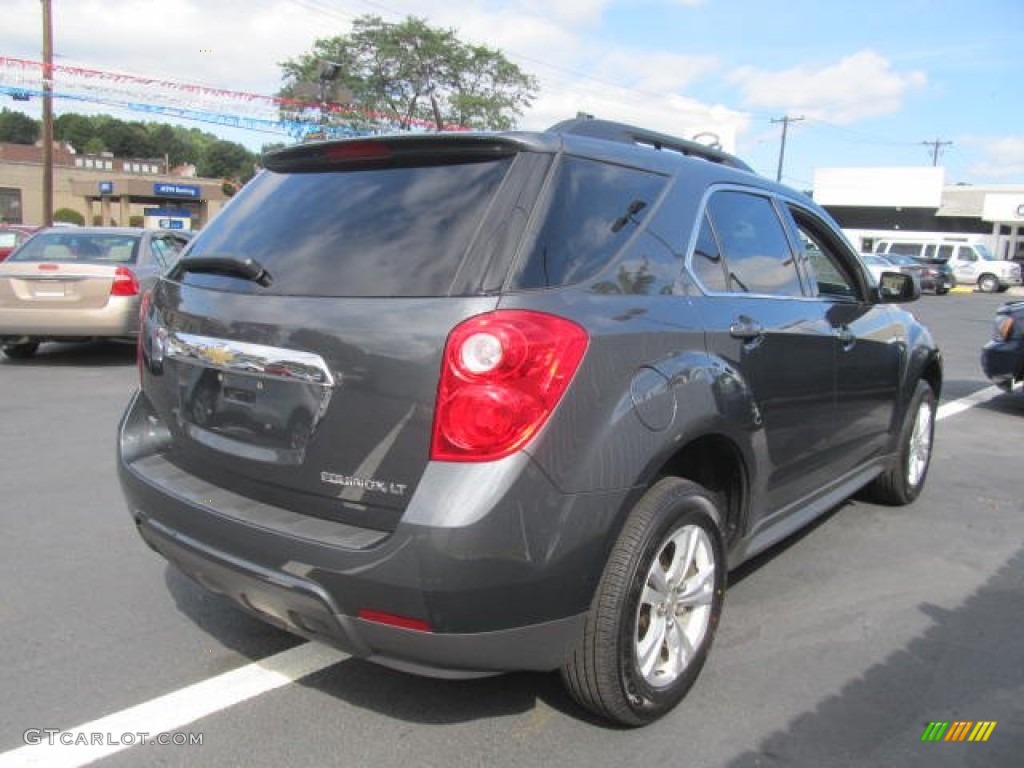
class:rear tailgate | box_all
[141,287,497,530]
[0,262,120,309]
[134,134,545,531]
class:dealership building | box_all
[814,166,1024,261]
[0,141,229,229]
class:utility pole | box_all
[771,115,804,183]
[922,138,952,166]
[41,0,54,226]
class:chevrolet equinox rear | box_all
[118,118,941,726]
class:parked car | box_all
[0,227,191,359]
[882,252,953,294]
[875,237,1021,293]
[0,224,39,262]
[118,118,941,726]
[912,256,955,295]
[981,300,1024,392]
[861,253,922,288]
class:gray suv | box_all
[118,118,941,726]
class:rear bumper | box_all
[135,513,584,677]
[118,390,629,676]
[0,296,139,339]
[981,339,1023,389]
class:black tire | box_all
[863,379,936,505]
[561,477,726,726]
[935,287,949,296]
[978,274,1000,293]
[2,342,39,360]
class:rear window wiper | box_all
[174,255,273,287]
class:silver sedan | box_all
[0,227,191,359]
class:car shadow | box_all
[974,388,1024,416]
[939,378,992,402]
[722,546,1024,767]
[162,564,572,725]
[160,498,866,728]
[0,340,136,367]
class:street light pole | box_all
[41,0,54,226]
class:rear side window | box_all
[512,157,667,289]
[182,158,514,297]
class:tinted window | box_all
[513,157,667,289]
[706,191,803,296]
[690,212,728,292]
[182,158,514,297]
[888,243,923,257]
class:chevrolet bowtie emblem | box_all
[201,345,236,367]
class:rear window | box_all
[180,158,514,297]
[8,232,140,264]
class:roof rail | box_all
[547,117,753,173]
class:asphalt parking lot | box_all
[0,291,1021,768]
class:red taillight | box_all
[431,310,588,462]
[357,609,431,633]
[111,266,140,297]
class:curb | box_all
[947,285,1024,296]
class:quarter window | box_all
[513,157,667,290]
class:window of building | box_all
[0,187,23,223]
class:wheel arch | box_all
[629,430,750,551]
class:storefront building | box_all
[814,167,1024,261]
[0,141,228,228]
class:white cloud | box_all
[967,136,1024,179]
[729,50,926,124]
[592,51,720,95]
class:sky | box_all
[2,0,1022,190]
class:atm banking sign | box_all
[154,183,200,199]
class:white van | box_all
[874,237,1022,293]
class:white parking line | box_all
[0,643,347,768]
[936,385,1002,421]
[0,384,1002,768]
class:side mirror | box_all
[877,271,920,303]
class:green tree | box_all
[83,137,106,155]
[0,108,40,144]
[54,113,97,151]
[53,207,85,225]
[279,15,538,133]
[199,139,256,182]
